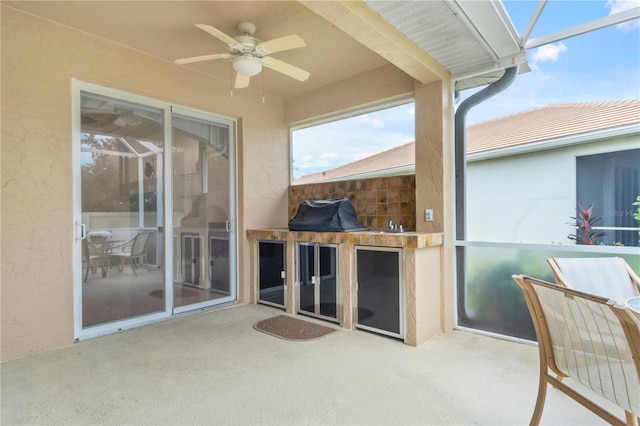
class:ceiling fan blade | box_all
[263,57,310,82]
[235,73,250,89]
[195,24,238,46]
[175,53,232,65]
[257,34,305,55]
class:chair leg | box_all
[623,411,637,426]
[84,263,89,284]
[130,258,138,276]
[530,376,548,426]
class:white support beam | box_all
[526,6,640,49]
[80,148,136,158]
[520,0,547,46]
[453,0,522,58]
[300,0,450,84]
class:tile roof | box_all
[294,142,415,185]
[294,100,640,184]
[466,100,640,154]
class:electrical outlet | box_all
[425,209,434,222]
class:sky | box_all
[291,0,640,179]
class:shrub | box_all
[568,203,606,245]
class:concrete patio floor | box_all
[1,303,619,425]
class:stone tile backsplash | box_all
[288,175,416,231]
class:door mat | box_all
[149,286,202,299]
[253,315,338,341]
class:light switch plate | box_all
[425,209,434,222]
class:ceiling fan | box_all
[175,22,310,89]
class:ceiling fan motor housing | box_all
[237,22,256,35]
[231,35,263,57]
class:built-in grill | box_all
[288,198,368,232]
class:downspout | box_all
[455,65,518,239]
[454,66,518,323]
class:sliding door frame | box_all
[72,80,237,340]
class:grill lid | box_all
[288,198,368,232]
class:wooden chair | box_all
[82,238,107,284]
[512,274,640,426]
[547,257,640,304]
[83,231,114,283]
[108,230,153,276]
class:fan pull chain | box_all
[262,73,266,104]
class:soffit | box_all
[364,0,526,90]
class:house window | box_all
[291,100,415,184]
[576,148,640,247]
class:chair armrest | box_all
[108,238,135,253]
[623,261,640,296]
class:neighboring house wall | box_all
[466,136,639,244]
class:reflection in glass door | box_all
[77,90,166,329]
[171,109,235,311]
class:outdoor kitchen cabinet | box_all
[247,228,444,347]
[181,232,203,287]
[257,240,286,308]
[354,247,404,338]
[208,229,231,295]
[296,242,341,323]
[178,229,230,291]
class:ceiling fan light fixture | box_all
[176,22,309,85]
[232,56,262,77]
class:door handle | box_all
[225,220,231,233]
[76,221,86,241]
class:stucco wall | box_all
[1,7,288,361]
[2,6,456,362]
[283,64,414,125]
[466,137,639,244]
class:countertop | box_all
[246,228,444,249]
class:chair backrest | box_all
[547,257,640,304]
[131,230,152,256]
[84,236,106,257]
[513,274,640,417]
[82,238,90,261]
[87,231,112,242]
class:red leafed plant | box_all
[567,203,606,245]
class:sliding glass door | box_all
[76,90,166,330]
[73,82,236,339]
[171,108,236,311]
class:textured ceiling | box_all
[3,1,391,99]
[4,0,536,98]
